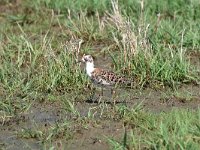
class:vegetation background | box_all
[0,0,200,149]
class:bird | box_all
[81,54,132,104]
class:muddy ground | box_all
[0,83,200,150]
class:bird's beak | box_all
[81,57,85,62]
[76,60,82,64]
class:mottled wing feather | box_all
[91,69,111,85]
[91,68,132,86]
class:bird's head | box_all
[81,54,94,63]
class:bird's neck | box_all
[86,62,95,77]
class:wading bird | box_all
[81,54,132,104]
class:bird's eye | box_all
[89,56,92,60]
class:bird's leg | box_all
[88,86,96,103]
[101,86,104,96]
[111,88,116,105]
[98,87,103,104]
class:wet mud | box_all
[0,83,200,149]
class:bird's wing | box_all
[91,68,132,86]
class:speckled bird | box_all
[81,54,132,103]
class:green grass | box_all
[110,106,200,150]
[0,0,200,149]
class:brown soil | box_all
[0,83,200,149]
